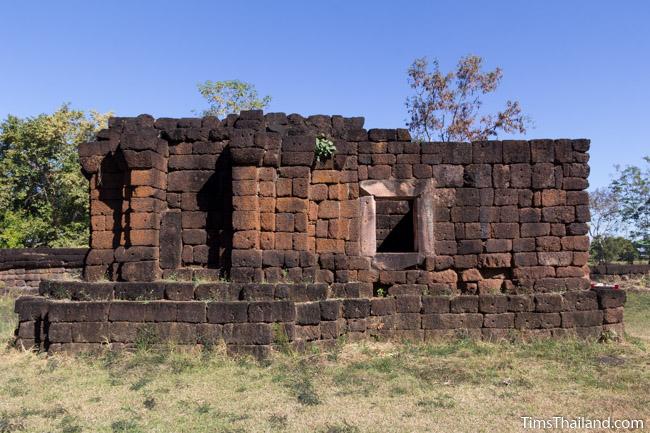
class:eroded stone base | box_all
[14,282,626,356]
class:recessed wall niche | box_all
[376,198,416,253]
[359,179,435,270]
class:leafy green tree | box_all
[405,55,531,142]
[590,236,639,265]
[590,236,625,264]
[590,236,618,264]
[610,156,650,244]
[197,80,271,118]
[0,104,109,247]
[618,239,639,264]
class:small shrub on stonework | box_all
[315,135,336,162]
[198,334,216,356]
[163,273,179,282]
[600,328,620,343]
[51,286,71,299]
[272,323,292,355]
[134,325,159,352]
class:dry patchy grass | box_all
[0,292,648,433]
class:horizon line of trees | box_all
[589,157,650,264]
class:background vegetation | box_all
[589,157,650,264]
[0,105,108,248]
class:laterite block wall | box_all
[13,110,624,354]
[77,111,591,294]
[14,281,625,356]
[0,249,86,293]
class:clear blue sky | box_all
[2,0,648,189]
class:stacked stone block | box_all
[14,281,625,356]
[81,115,169,282]
[0,248,86,293]
[591,263,650,276]
[12,109,617,353]
[76,111,593,294]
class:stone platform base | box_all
[14,281,626,356]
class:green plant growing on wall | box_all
[315,135,336,162]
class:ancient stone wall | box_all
[78,111,591,295]
[0,248,86,293]
[14,110,620,354]
[14,281,625,356]
[590,263,650,276]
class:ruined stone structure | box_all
[14,111,625,355]
[0,248,86,293]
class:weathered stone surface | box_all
[563,290,598,311]
[160,211,182,270]
[479,295,508,313]
[535,293,564,312]
[593,287,626,309]
[207,302,248,324]
[483,313,515,328]
[561,310,603,328]
[422,313,483,329]
[343,299,371,318]
[450,296,478,313]
[296,302,320,325]
[223,323,273,345]
[176,302,207,323]
[421,296,450,313]
[515,312,561,329]
[10,112,619,352]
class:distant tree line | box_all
[589,157,650,264]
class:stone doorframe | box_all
[359,179,435,270]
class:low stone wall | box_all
[590,263,650,276]
[14,281,625,356]
[0,249,87,293]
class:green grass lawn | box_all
[0,291,648,433]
